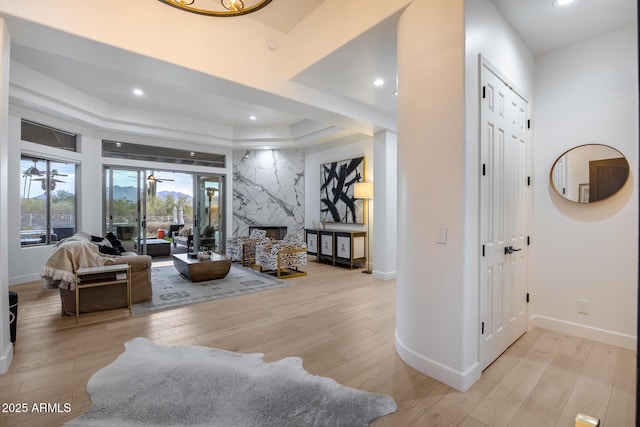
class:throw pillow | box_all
[91,236,113,248]
[99,245,121,256]
[105,232,126,253]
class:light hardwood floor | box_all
[1,260,636,426]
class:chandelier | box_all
[158,0,273,16]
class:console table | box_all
[305,229,366,269]
[75,264,131,324]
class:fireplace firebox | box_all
[249,226,287,240]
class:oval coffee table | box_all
[172,252,232,282]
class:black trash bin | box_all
[9,291,17,344]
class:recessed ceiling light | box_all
[553,0,576,6]
[372,78,385,87]
[249,115,257,121]
[132,88,144,96]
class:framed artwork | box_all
[579,183,589,203]
[320,156,365,224]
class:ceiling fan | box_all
[21,159,44,177]
[32,169,68,191]
[147,173,175,183]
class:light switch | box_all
[436,228,447,244]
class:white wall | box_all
[372,130,397,280]
[304,137,372,247]
[395,0,535,392]
[532,26,638,349]
[0,19,13,374]
[395,0,471,391]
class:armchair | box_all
[226,229,268,266]
[168,224,184,237]
[255,233,307,279]
[172,226,193,251]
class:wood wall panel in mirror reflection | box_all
[550,144,630,203]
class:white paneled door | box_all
[479,58,530,370]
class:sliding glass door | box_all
[146,170,193,239]
[104,167,225,256]
[104,167,146,253]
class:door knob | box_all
[504,246,522,255]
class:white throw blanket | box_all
[41,234,113,291]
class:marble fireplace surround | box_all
[232,149,305,239]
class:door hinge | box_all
[482,163,486,176]
[526,293,530,303]
[481,322,485,334]
[527,236,531,246]
[527,176,531,186]
[482,86,486,99]
[482,244,485,257]
[527,119,531,129]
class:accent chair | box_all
[254,233,307,279]
[226,228,269,266]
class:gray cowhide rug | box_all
[66,338,397,427]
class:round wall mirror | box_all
[550,144,629,203]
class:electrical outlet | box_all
[577,299,589,314]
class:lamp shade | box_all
[354,182,373,199]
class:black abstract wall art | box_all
[320,156,364,224]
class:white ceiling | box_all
[490,0,636,56]
[2,0,636,147]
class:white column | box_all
[372,130,397,280]
[79,135,104,234]
[0,18,13,374]
[394,0,480,391]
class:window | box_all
[102,140,225,168]
[20,156,77,246]
[21,120,77,152]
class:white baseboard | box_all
[395,330,481,392]
[0,341,13,374]
[9,273,41,286]
[530,315,637,350]
[372,270,396,280]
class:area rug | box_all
[66,337,397,426]
[132,263,292,315]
